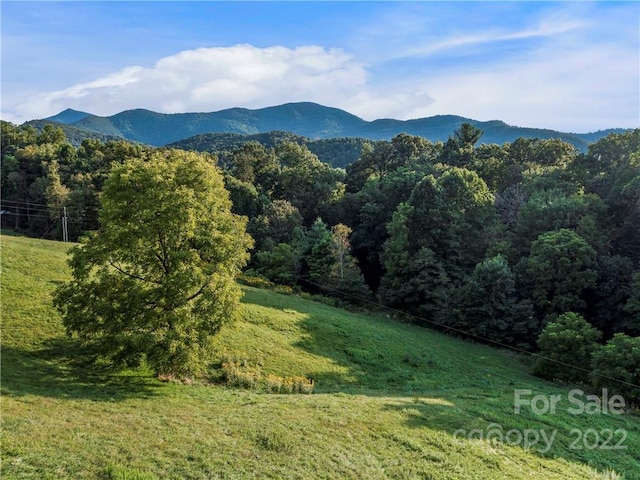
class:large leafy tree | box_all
[524,229,597,318]
[512,188,608,258]
[54,150,252,378]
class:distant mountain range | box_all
[34,102,628,151]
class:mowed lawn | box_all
[1,234,639,479]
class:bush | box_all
[533,312,602,383]
[220,353,313,394]
[238,273,276,289]
[591,333,640,405]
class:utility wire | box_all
[1,199,51,208]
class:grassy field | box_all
[1,233,639,479]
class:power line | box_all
[0,199,51,208]
[40,219,59,240]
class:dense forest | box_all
[168,130,369,168]
[2,120,639,400]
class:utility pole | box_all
[62,206,68,242]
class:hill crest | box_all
[37,102,629,150]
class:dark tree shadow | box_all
[1,338,161,401]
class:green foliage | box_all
[104,464,159,480]
[328,223,370,299]
[591,333,640,404]
[345,161,435,290]
[508,137,578,168]
[624,272,640,335]
[380,167,496,318]
[259,199,304,246]
[44,160,70,219]
[533,312,602,383]
[53,150,252,377]
[170,130,370,169]
[255,242,301,286]
[226,141,279,189]
[345,134,440,191]
[4,119,640,362]
[442,122,484,166]
[594,256,635,337]
[458,255,536,347]
[272,141,344,224]
[525,229,598,318]
[224,175,264,218]
[305,218,335,287]
[512,188,608,256]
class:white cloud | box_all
[419,39,639,131]
[4,44,390,122]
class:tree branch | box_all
[186,283,208,302]
[109,260,160,284]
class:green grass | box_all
[1,234,639,479]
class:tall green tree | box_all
[54,150,253,378]
[442,123,483,166]
[512,189,608,257]
[305,218,335,289]
[525,229,598,318]
[457,255,536,347]
[380,167,495,319]
[328,224,370,298]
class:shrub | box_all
[254,429,293,453]
[238,273,275,289]
[533,312,602,383]
[220,354,313,394]
[591,333,640,405]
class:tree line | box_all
[2,120,639,396]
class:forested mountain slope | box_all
[33,103,627,149]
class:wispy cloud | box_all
[398,18,586,59]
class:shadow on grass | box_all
[244,290,516,396]
[1,338,161,401]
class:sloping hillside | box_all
[2,234,639,479]
[25,120,124,146]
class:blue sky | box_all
[1,1,638,131]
